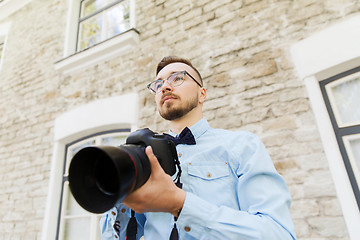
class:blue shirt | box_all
[100,118,296,240]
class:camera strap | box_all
[126,156,183,240]
[170,161,183,240]
[126,210,137,240]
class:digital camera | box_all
[68,128,179,213]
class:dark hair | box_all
[156,56,203,85]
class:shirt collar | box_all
[168,118,210,140]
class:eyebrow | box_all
[156,71,178,81]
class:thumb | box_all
[145,146,164,173]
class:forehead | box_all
[156,62,197,79]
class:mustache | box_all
[161,93,179,103]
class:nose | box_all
[161,79,173,93]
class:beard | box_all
[158,93,199,121]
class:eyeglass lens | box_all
[153,72,185,92]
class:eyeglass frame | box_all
[147,70,203,94]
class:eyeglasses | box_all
[147,71,202,94]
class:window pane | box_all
[78,0,130,51]
[78,15,102,50]
[81,0,119,18]
[63,217,90,240]
[326,74,360,127]
[64,184,89,216]
[343,134,360,189]
[104,2,130,39]
[101,135,127,146]
[349,138,360,162]
[81,0,100,18]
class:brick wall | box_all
[1,0,359,239]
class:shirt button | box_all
[178,152,182,158]
[207,172,212,178]
[184,226,191,232]
[114,235,118,238]
[121,208,126,213]
[111,211,116,216]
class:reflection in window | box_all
[344,134,360,189]
[102,135,127,146]
[326,73,360,127]
[78,0,130,51]
[63,216,91,240]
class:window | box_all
[320,67,360,210]
[77,0,130,51]
[290,14,360,238]
[54,0,138,74]
[57,129,130,240]
[41,94,139,240]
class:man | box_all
[100,56,296,239]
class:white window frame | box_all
[54,0,138,75]
[291,14,360,239]
[59,130,130,240]
[41,93,139,240]
[0,22,11,74]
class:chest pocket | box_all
[186,163,235,207]
[188,164,229,180]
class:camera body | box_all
[126,128,178,176]
[68,128,179,213]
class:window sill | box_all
[54,28,139,75]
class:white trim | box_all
[54,94,139,142]
[0,22,11,73]
[55,0,139,75]
[54,29,139,75]
[304,77,360,240]
[129,0,136,28]
[63,0,80,56]
[41,94,139,240]
[291,14,360,80]
[0,0,33,21]
[291,14,360,240]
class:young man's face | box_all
[154,62,203,121]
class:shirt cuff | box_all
[176,192,215,237]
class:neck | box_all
[169,108,202,134]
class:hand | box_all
[122,146,186,217]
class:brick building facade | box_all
[1,0,360,239]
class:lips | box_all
[161,94,178,104]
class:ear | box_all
[198,87,207,104]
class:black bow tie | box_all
[164,127,196,146]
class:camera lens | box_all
[68,145,150,213]
[95,155,119,196]
[67,128,178,214]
